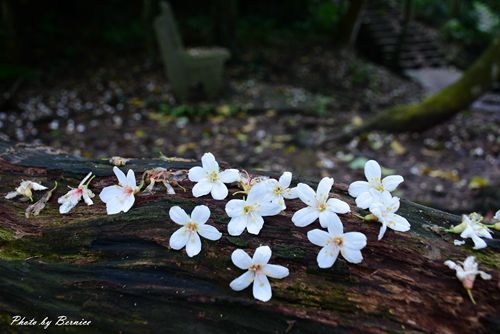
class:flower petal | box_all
[228,216,247,236]
[319,210,342,229]
[364,160,381,182]
[169,226,189,250]
[283,187,298,199]
[192,179,212,197]
[389,214,410,232]
[231,249,252,269]
[327,198,350,213]
[259,201,282,216]
[278,172,292,188]
[341,247,363,264]
[99,185,123,203]
[247,214,264,235]
[325,217,343,235]
[225,199,245,217]
[307,229,330,247]
[105,198,123,215]
[317,246,339,268]
[197,224,222,241]
[191,205,210,224]
[219,169,240,183]
[188,166,205,182]
[253,245,272,265]
[185,232,202,257]
[348,181,371,198]
[120,194,135,213]
[59,199,78,214]
[316,177,334,201]
[382,175,404,192]
[31,182,48,191]
[82,191,94,205]
[169,206,190,225]
[113,166,128,186]
[292,206,319,227]
[229,270,254,291]
[355,191,374,209]
[296,183,316,206]
[211,181,228,200]
[201,152,219,172]
[263,264,289,279]
[378,222,388,240]
[247,182,273,203]
[253,274,272,302]
[342,232,367,249]
[126,169,136,188]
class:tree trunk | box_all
[0,140,498,333]
[362,33,500,133]
[338,0,365,47]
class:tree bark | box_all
[360,33,500,133]
[338,0,365,47]
[0,140,498,333]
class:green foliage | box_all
[347,61,374,87]
[415,0,500,48]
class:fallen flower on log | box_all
[444,256,491,304]
[5,180,48,201]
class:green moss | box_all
[474,249,500,270]
[0,228,16,241]
[226,236,248,247]
[274,245,305,260]
[284,282,352,312]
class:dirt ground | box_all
[1,47,499,214]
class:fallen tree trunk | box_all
[344,33,500,136]
[0,140,498,333]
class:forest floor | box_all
[1,47,499,214]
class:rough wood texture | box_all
[0,140,498,333]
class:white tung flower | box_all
[459,214,492,250]
[188,152,240,200]
[169,205,221,257]
[445,256,491,304]
[225,182,282,236]
[99,166,138,215]
[445,256,491,289]
[229,245,289,302]
[5,180,48,201]
[58,172,95,214]
[369,190,410,240]
[308,221,367,268]
[494,209,500,221]
[265,171,298,210]
[348,160,404,209]
[292,177,350,229]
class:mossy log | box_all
[0,140,499,333]
[358,33,500,133]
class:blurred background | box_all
[0,0,499,214]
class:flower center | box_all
[369,177,384,191]
[273,186,282,195]
[208,171,219,183]
[125,186,134,195]
[249,264,262,273]
[243,204,254,215]
[318,202,327,212]
[333,236,343,246]
[186,221,198,232]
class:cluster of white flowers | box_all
[5,152,496,304]
[348,160,410,240]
